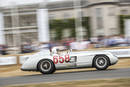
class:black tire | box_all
[38,59,56,74]
[94,55,109,70]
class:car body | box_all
[21,49,118,74]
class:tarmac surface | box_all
[0,68,130,86]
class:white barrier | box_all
[105,49,130,58]
[0,56,17,65]
[19,55,32,64]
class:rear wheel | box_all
[94,55,109,70]
[38,59,55,74]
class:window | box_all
[121,9,128,15]
[108,7,115,16]
[96,17,103,29]
[19,15,36,27]
[95,8,102,17]
[4,16,12,28]
[95,8,103,29]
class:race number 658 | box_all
[53,55,70,64]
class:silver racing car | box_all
[21,48,118,74]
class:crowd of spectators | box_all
[20,34,130,53]
[0,34,130,55]
[91,35,129,48]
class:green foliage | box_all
[49,17,91,40]
[119,15,130,34]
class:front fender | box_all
[21,53,52,71]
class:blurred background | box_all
[0,0,130,54]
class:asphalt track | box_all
[0,68,130,86]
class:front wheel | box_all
[94,55,109,70]
[38,59,56,74]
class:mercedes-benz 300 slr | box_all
[21,49,118,74]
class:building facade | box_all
[0,0,130,46]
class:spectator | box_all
[31,42,39,51]
[38,42,50,50]
[21,43,34,53]
[115,35,128,47]
[48,41,56,52]
[0,45,8,55]
[63,38,75,49]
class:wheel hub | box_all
[41,61,51,71]
[97,58,106,66]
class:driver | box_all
[51,47,69,55]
